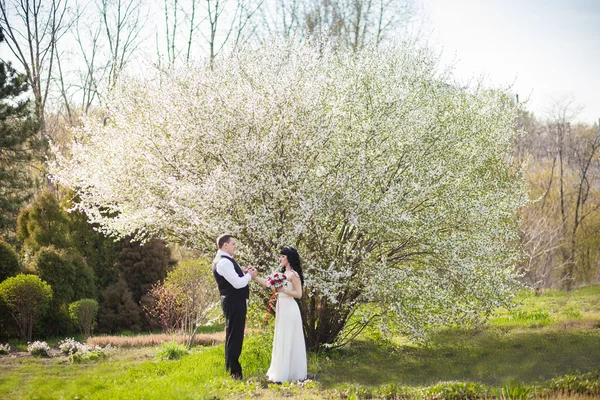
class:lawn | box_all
[1,286,600,399]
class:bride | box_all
[252,246,307,382]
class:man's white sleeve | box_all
[216,258,251,289]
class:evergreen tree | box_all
[118,238,177,303]
[97,277,141,333]
[62,193,121,290]
[0,239,20,281]
[32,246,96,336]
[0,34,41,241]
[17,191,71,254]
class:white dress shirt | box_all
[214,249,251,289]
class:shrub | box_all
[0,298,19,341]
[494,383,535,400]
[119,238,176,304]
[27,341,51,357]
[32,247,96,337]
[143,283,182,333]
[0,343,10,354]
[164,258,219,347]
[69,350,108,364]
[0,274,52,341]
[425,381,490,400]
[58,338,86,355]
[155,341,188,360]
[545,370,600,396]
[16,191,71,253]
[97,278,141,333]
[69,299,99,337]
[63,192,122,290]
[0,240,20,282]
[33,246,95,306]
[58,337,106,363]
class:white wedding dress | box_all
[266,274,307,382]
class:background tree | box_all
[97,277,141,333]
[0,33,41,241]
[518,97,600,290]
[165,258,219,346]
[33,246,95,304]
[260,0,419,52]
[0,240,20,281]
[32,246,95,335]
[0,0,70,140]
[50,39,528,349]
[68,298,99,337]
[17,191,72,255]
[64,193,122,290]
[0,273,52,341]
[97,0,146,89]
[0,239,20,339]
[143,281,182,333]
[118,237,176,304]
[16,190,120,289]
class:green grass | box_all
[1,285,599,399]
[490,284,600,329]
[313,327,600,387]
[0,346,229,399]
[155,341,189,361]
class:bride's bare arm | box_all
[252,275,271,289]
[282,273,302,299]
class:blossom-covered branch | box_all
[50,38,528,348]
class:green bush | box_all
[155,341,188,360]
[97,278,141,333]
[69,299,99,337]
[17,192,71,253]
[509,309,551,326]
[63,192,121,290]
[33,246,95,305]
[27,340,51,357]
[0,343,10,354]
[494,382,535,400]
[119,238,176,304]
[33,246,95,336]
[425,381,490,400]
[544,370,600,396]
[68,349,108,364]
[0,240,20,282]
[0,274,52,341]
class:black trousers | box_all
[221,296,247,378]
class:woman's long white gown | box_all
[266,279,307,382]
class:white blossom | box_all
[50,38,528,343]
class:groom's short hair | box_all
[217,234,234,249]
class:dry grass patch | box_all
[87,332,225,348]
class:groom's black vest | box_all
[213,254,249,300]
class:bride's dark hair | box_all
[280,246,304,286]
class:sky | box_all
[1,0,597,125]
[422,0,600,125]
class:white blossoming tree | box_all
[50,39,527,350]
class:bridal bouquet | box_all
[266,271,287,288]
[263,271,287,326]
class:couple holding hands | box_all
[212,234,307,382]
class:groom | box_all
[212,234,256,380]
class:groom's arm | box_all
[216,259,251,289]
